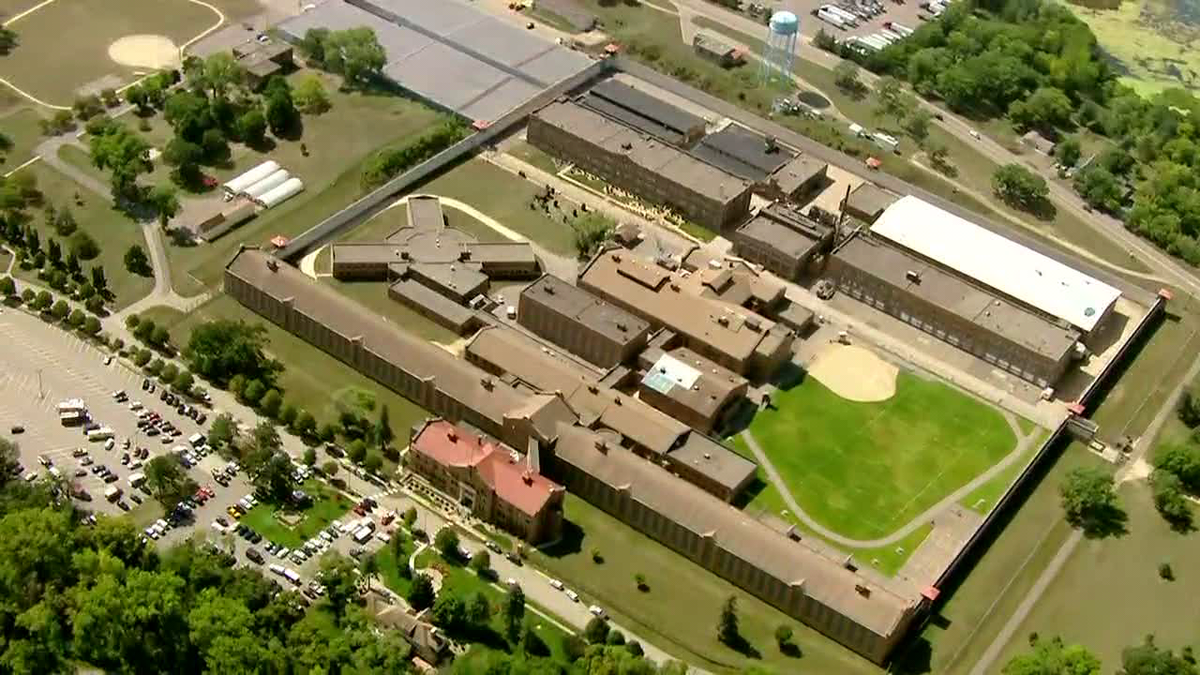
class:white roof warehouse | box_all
[870,196,1121,333]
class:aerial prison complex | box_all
[223,246,925,663]
[525,75,1121,389]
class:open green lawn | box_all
[1,0,219,105]
[239,480,354,549]
[731,435,931,576]
[959,436,1044,515]
[899,441,1110,675]
[164,71,446,296]
[745,371,1016,540]
[13,161,154,308]
[417,159,576,256]
[160,294,430,440]
[505,140,560,176]
[991,479,1200,670]
[0,107,43,171]
[534,496,880,674]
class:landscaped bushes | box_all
[360,119,469,189]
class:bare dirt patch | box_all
[807,343,899,402]
[108,34,179,69]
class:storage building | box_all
[256,177,305,209]
[223,160,280,196]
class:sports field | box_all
[0,0,221,106]
[746,371,1017,540]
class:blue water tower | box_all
[761,10,799,86]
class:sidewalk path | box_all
[740,413,1034,549]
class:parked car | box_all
[246,548,265,564]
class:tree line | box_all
[822,0,1200,266]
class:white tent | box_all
[256,177,304,209]
[242,169,291,200]
[223,161,280,195]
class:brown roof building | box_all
[224,247,571,451]
[231,39,293,89]
[374,605,450,665]
[550,423,921,664]
[528,100,752,231]
[733,203,835,281]
[637,340,748,434]
[407,419,565,544]
[579,250,793,380]
[842,182,901,224]
[466,325,756,501]
[518,274,650,368]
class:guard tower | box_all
[761,10,799,86]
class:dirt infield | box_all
[806,343,898,402]
[108,34,180,69]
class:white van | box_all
[47,466,61,480]
[128,472,147,488]
[188,433,206,448]
[352,526,373,544]
[87,427,115,442]
[283,568,301,584]
[269,564,285,576]
[549,579,564,590]
[104,485,122,502]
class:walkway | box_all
[740,413,1036,549]
[33,136,209,317]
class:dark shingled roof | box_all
[691,124,795,181]
[580,79,706,145]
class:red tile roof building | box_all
[407,419,565,544]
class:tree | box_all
[259,389,283,418]
[200,128,228,163]
[1060,467,1125,537]
[321,460,338,477]
[90,265,107,295]
[432,592,466,631]
[407,573,435,611]
[294,76,331,114]
[833,61,861,93]
[470,550,491,576]
[150,326,170,349]
[874,77,912,122]
[1002,635,1101,675]
[73,94,104,121]
[322,28,386,84]
[523,623,550,656]
[201,53,243,99]
[173,370,194,394]
[1055,137,1082,168]
[88,124,150,201]
[1009,87,1074,132]
[318,554,361,622]
[49,299,67,320]
[0,26,18,56]
[33,290,52,311]
[376,404,393,451]
[208,413,236,452]
[992,163,1049,212]
[160,363,178,384]
[1150,470,1193,530]
[0,275,14,296]
[294,411,317,440]
[1073,166,1123,213]
[503,584,526,640]
[1156,444,1200,493]
[148,183,180,228]
[70,231,99,261]
[163,138,204,185]
[403,507,417,527]
[1118,634,1199,674]
[145,455,198,511]
[46,237,62,267]
[126,84,150,114]
[775,625,794,650]
[253,420,281,454]
[363,451,383,474]
[347,440,366,464]
[185,319,281,387]
[903,109,933,144]
[248,449,296,504]
[435,527,461,559]
[466,591,491,627]
[54,208,76,236]
[634,572,647,591]
[584,617,609,644]
[236,109,267,147]
[298,28,331,65]
[717,595,741,647]
[605,629,625,647]
[82,316,101,336]
[265,86,298,137]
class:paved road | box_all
[740,413,1035,548]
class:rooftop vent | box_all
[480,376,493,390]
[544,285,555,295]
[594,439,607,453]
[522,471,534,485]
[703,452,712,460]
[613,396,622,405]
[266,258,278,272]
[855,584,871,597]
[446,430,458,443]
[669,283,680,292]
[616,322,627,331]
[612,254,622,262]
[587,384,599,394]
[716,315,730,327]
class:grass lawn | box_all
[57,143,106,183]
[959,441,1041,515]
[375,544,415,598]
[417,159,576,256]
[343,203,510,246]
[0,0,219,105]
[900,441,1110,675]
[506,140,561,175]
[991,479,1200,669]
[731,436,929,576]
[416,549,579,665]
[0,107,44,172]
[745,371,1016,540]
[161,294,430,439]
[164,71,446,296]
[533,495,881,674]
[12,161,154,309]
[239,480,354,549]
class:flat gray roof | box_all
[736,216,820,261]
[580,79,705,145]
[534,101,750,205]
[692,125,795,181]
[407,196,444,230]
[836,235,1079,360]
[278,0,591,122]
[389,278,478,329]
[773,155,828,193]
[844,182,900,221]
[670,431,756,491]
[521,274,649,345]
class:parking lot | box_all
[773,0,935,44]
[0,310,214,515]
